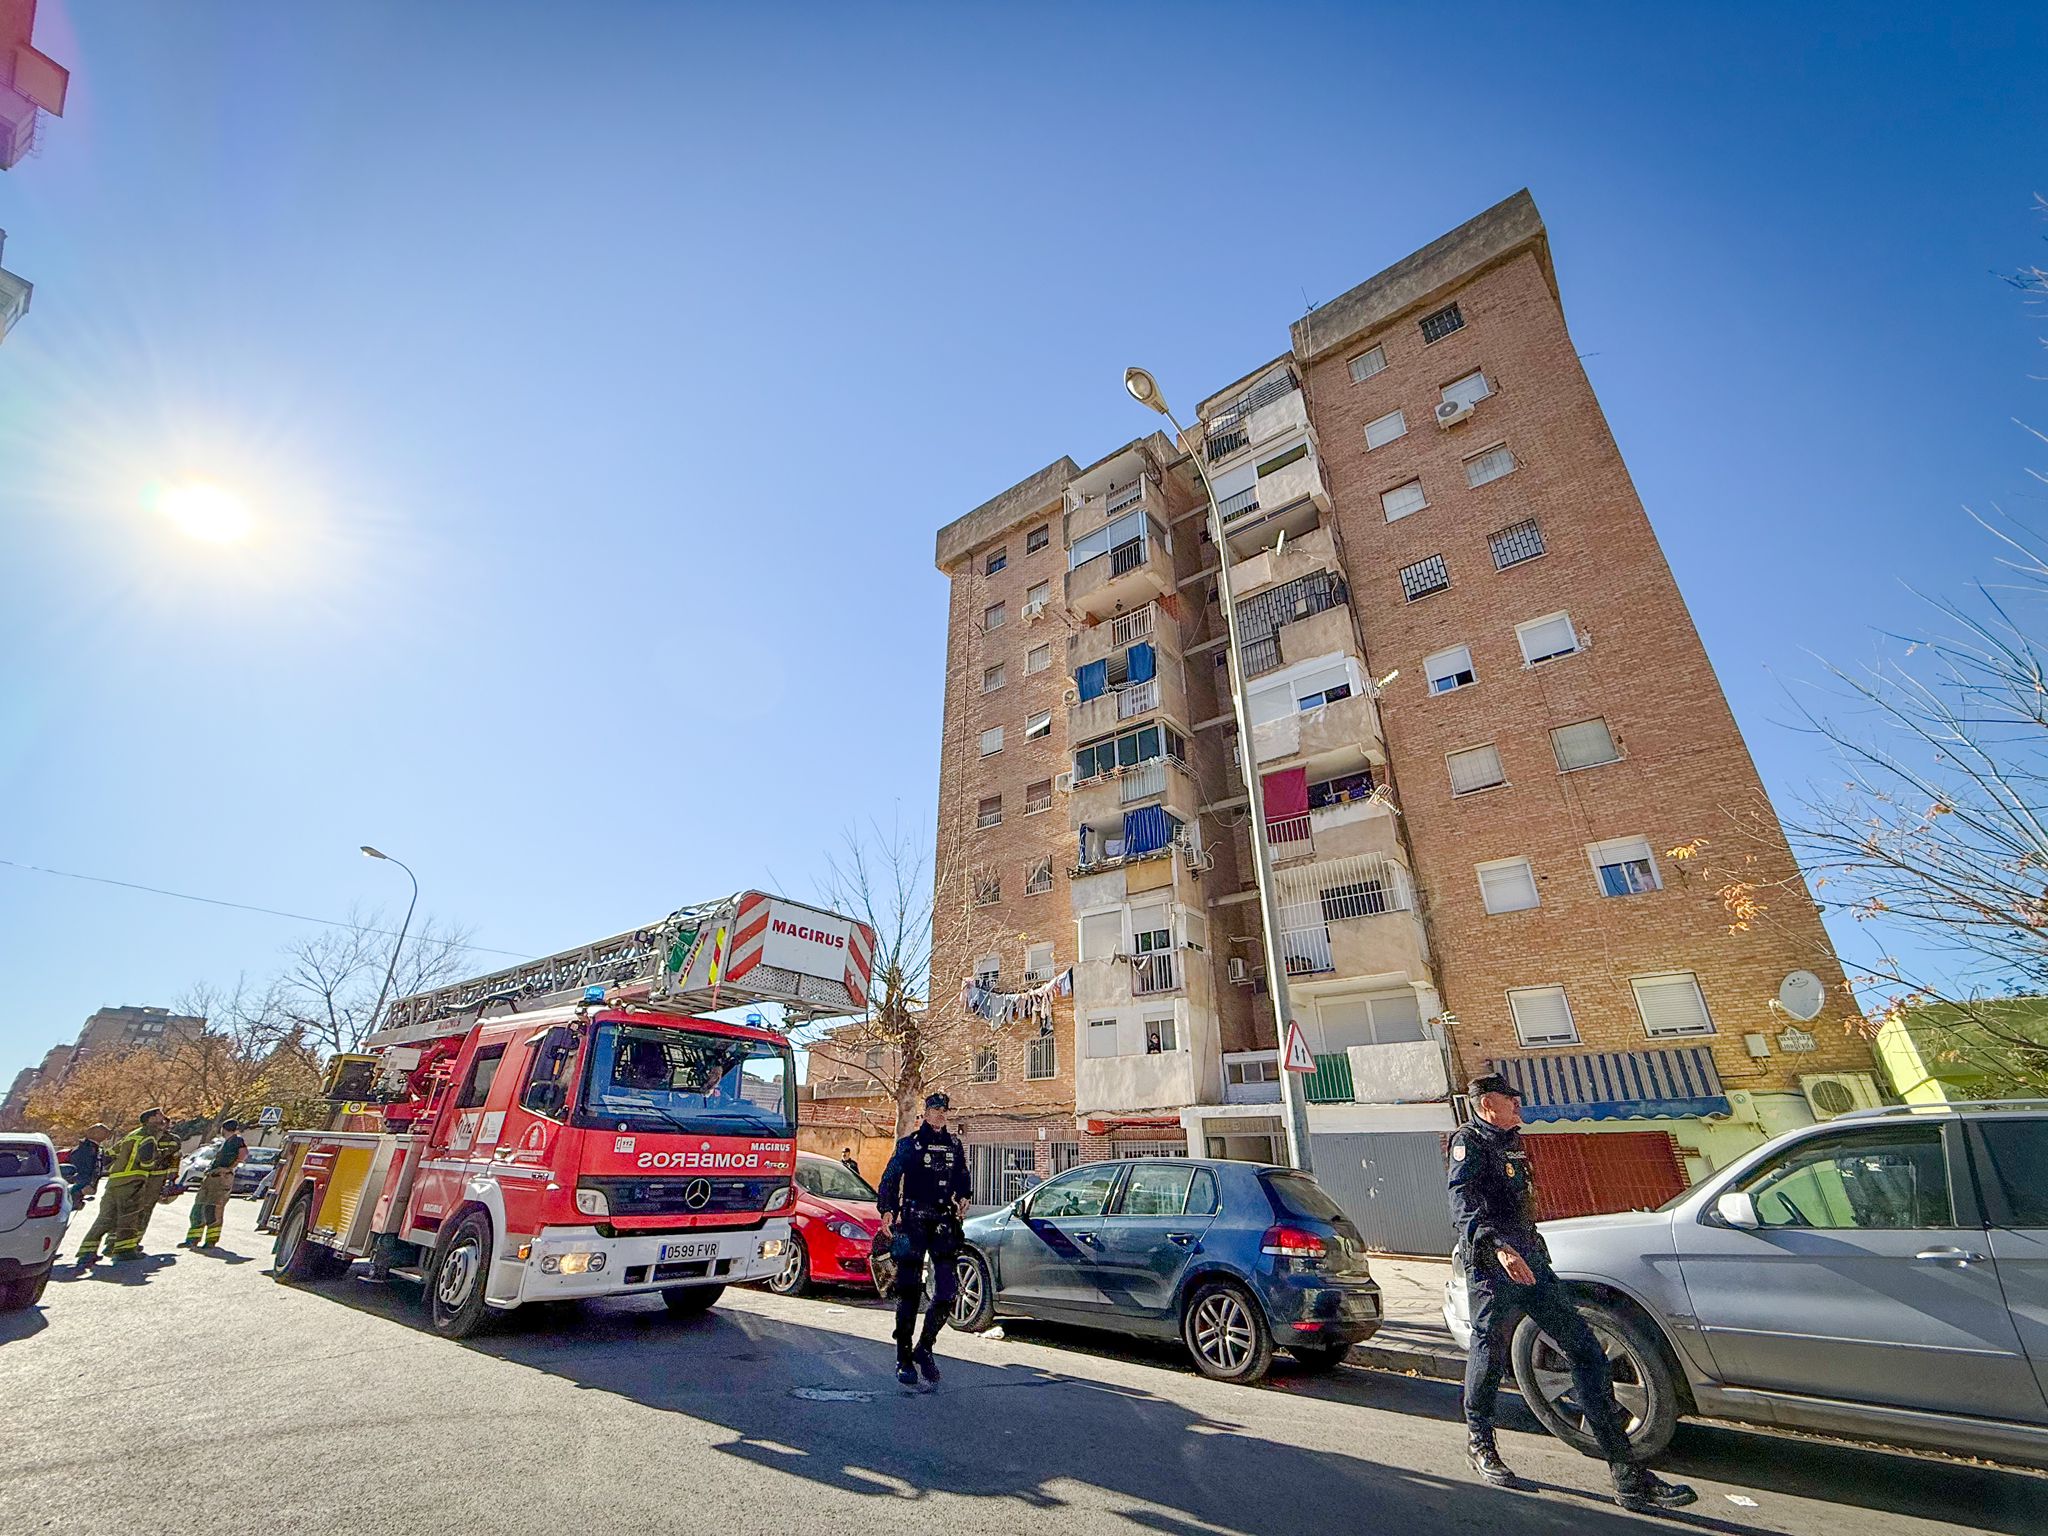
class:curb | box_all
[1347,1336,1468,1384]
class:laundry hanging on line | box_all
[958,967,1074,1028]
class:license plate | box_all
[660,1241,717,1262]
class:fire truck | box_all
[263,890,874,1337]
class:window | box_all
[1508,986,1579,1047]
[1381,479,1428,522]
[1477,858,1540,914]
[865,1046,885,1072]
[1027,579,1050,608]
[1738,1126,1953,1230]
[1024,778,1053,815]
[1256,442,1308,478]
[1552,718,1621,772]
[1590,836,1660,896]
[972,866,1001,905]
[1489,518,1545,569]
[1320,879,1390,922]
[1464,444,1515,488]
[1120,1162,1196,1216]
[982,663,1005,693]
[983,601,1006,632]
[1227,1058,1281,1087]
[1425,644,1476,694]
[1348,346,1387,383]
[1025,709,1052,740]
[1448,743,1506,795]
[986,547,1008,575]
[1315,992,1425,1050]
[1145,1013,1177,1053]
[1976,1122,2048,1226]
[1028,1162,1115,1216]
[1026,1035,1057,1080]
[1080,909,1122,960]
[1024,857,1053,895]
[1441,370,1491,410]
[456,1044,506,1109]
[1069,509,1146,569]
[979,726,1004,756]
[1025,941,1054,981]
[1365,409,1408,450]
[1307,769,1374,808]
[1087,1018,1120,1059]
[970,1048,999,1084]
[1298,678,1353,711]
[1399,554,1450,601]
[976,794,1003,829]
[1026,643,1051,675]
[1419,302,1465,343]
[1027,524,1050,554]
[1515,611,1580,665]
[1072,722,1178,782]
[1632,972,1715,1038]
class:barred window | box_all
[983,602,1006,632]
[977,794,1003,829]
[1489,518,1545,569]
[1026,1036,1057,1079]
[972,866,1002,905]
[979,726,1004,756]
[1024,778,1053,815]
[1552,718,1621,772]
[1026,525,1049,554]
[1419,302,1465,344]
[1025,857,1054,895]
[970,1047,1000,1083]
[986,547,1008,575]
[1026,643,1051,675]
[1399,554,1450,602]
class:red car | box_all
[763,1151,881,1295]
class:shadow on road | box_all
[276,1267,2047,1534]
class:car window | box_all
[245,1147,280,1164]
[795,1165,821,1196]
[457,1043,507,1109]
[1264,1171,1347,1224]
[1976,1120,2048,1226]
[0,1142,52,1178]
[1187,1168,1220,1216]
[1738,1126,1953,1230]
[1028,1164,1119,1219]
[1118,1163,1194,1216]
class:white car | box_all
[1,1134,73,1310]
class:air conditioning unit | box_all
[1799,1072,1883,1121]
[1434,398,1475,429]
[1053,771,1074,793]
[1023,598,1048,622]
[1227,957,1250,984]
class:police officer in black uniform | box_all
[876,1091,973,1386]
[1450,1074,1696,1513]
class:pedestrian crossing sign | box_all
[258,1106,282,1126]
[1283,1021,1316,1074]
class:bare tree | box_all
[275,904,474,1056]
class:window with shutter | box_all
[1442,371,1491,409]
[1080,910,1123,960]
[1632,972,1715,1037]
[1365,409,1408,449]
[1508,986,1579,1046]
[1026,525,1049,553]
[1024,778,1053,815]
[982,663,1005,693]
[986,547,1007,575]
[1024,857,1053,894]
[983,602,1006,631]
[1087,1019,1120,1059]
[1448,744,1506,796]
[1026,710,1052,740]
[1477,858,1540,914]
[1516,612,1580,665]
[1026,643,1051,674]
[1552,718,1620,771]
[1589,836,1660,896]
[979,726,1003,756]
[1381,479,1428,521]
[1027,579,1050,606]
[1464,445,1515,487]
[976,794,1003,828]
[1425,645,1476,694]
[1025,941,1054,980]
[1349,346,1387,383]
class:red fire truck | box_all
[263,890,874,1337]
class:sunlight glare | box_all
[155,481,256,544]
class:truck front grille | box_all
[583,1175,781,1218]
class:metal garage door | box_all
[1307,1131,1456,1256]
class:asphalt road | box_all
[2,1202,2042,1536]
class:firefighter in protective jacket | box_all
[876,1092,972,1386]
[73,1108,177,1264]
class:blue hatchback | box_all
[948,1157,1382,1383]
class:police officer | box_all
[182,1119,246,1249]
[876,1091,973,1386]
[1450,1075,1696,1514]
[73,1108,177,1265]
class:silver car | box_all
[1445,1102,2048,1468]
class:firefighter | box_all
[1450,1074,1696,1514]
[181,1119,246,1249]
[875,1091,973,1386]
[72,1108,177,1265]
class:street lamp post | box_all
[360,845,419,1039]
[1124,367,1313,1175]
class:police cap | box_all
[1465,1074,1523,1101]
[924,1091,951,1110]
[220,1119,241,1132]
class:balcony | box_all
[1078,1049,1199,1118]
[1069,754,1195,829]
[1304,1054,1354,1104]
[1300,1041,1450,1105]
[1307,795,1402,864]
[1202,369,1303,465]
[1072,602,1175,671]
[1131,951,1182,996]
[1251,690,1384,769]
[1069,669,1178,742]
[1074,948,1191,1011]
[1230,526,1339,604]
[1067,513,1172,622]
[1271,855,1429,985]
[1266,813,1316,863]
[0,263,26,343]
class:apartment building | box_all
[931,191,1876,1240]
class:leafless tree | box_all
[274,904,474,1056]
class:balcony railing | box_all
[1267,814,1314,860]
[1131,951,1183,996]
[1107,480,1145,515]
[1109,538,1146,577]
[1111,606,1155,647]
[1218,487,1260,524]
[1118,760,1166,804]
[1117,679,1159,719]
[1205,425,1249,463]
[1207,369,1300,434]
[1304,1053,1355,1105]
[1242,634,1282,677]
[1280,925,1334,976]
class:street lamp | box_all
[360,845,419,1038]
[1123,366,1314,1175]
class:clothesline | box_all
[958,967,1074,1029]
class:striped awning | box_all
[1490,1046,1730,1123]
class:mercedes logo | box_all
[683,1178,713,1210]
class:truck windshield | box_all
[577,1023,793,1137]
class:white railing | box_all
[1275,853,1415,921]
[1117,679,1159,719]
[1267,814,1314,859]
[1112,606,1155,647]
[1118,760,1167,803]
[1107,480,1145,515]
[1279,926,1333,976]
[1131,951,1182,995]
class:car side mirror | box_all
[1011,1196,1030,1219]
[1715,1191,1759,1230]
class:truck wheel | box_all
[1182,1280,1275,1384]
[1511,1295,1680,1462]
[274,1193,348,1283]
[662,1283,725,1316]
[0,1271,47,1310]
[948,1250,995,1333]
[428,1210,496,1338]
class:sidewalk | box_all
[1354,1253,1468,1383]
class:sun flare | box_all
[155,480,256,544]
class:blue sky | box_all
[2,3,2044,1070]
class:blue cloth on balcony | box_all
[1076,659,1108,702]
[1123,804,1170,856]
[1127,643,1155,683]
[1489,1047,1730,1123]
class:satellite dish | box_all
[1777,970,1825,1022]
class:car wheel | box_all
[1287,1341,1351,1373]
[428,1210,496,1338]
[949,1249,996,1333]
[1182,1280,1275,1384]
[0,1272,47,1310]
[274,1193,347,1284]
[663,1283,725,1316]
[764,1236,810,1296]
[1511,1295,1680,1462]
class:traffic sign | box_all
[1283,1021,1316,1074]
[258,1105,282,1126]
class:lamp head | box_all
[1124,367,1169,417]
[360,846,386,860]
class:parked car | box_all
[233,1145,281,1197]
[0,1133,73,1310]
[948,1157,1382,1384]
[1445,1101,2048,1468]
[760,1151,881,1295]
[177,1139,223,1190]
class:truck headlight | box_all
[765,1185,792,1212]
[575,1187,609,1217]
[761,1238,787,1259]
